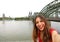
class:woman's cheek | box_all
[42,22,45,27]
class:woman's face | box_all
[35,17,45,31]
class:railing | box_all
[47,18,60,22]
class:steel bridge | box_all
[33,0,60,22]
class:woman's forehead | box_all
[36,17,41,20]
[36,17,41,21]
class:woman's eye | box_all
[36,20,43,24]
[40,21,42,22]
[36,21,39,24]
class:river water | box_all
[0,20,60,42]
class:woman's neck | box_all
[40,31,44,34]
[40,31,44,40]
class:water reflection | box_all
[0,20,33,42]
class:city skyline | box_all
[0,0,54,18]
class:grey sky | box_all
[0,0,54,17]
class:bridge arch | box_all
[40,0,60,18]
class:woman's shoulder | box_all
[50,28,58,36]
[50,28,59,42]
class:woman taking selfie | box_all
[32,14,60,42]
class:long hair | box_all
[32,14,51,42]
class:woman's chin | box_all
[39,28,44,31]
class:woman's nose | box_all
[38,22,41,25]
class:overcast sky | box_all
[0,0,54,17]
